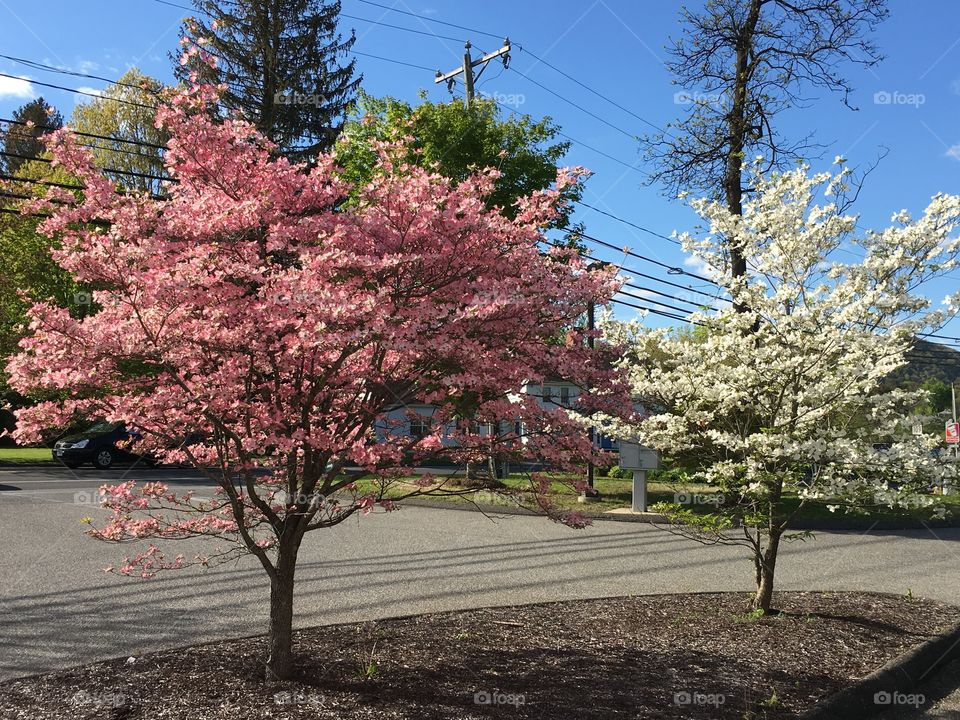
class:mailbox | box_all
[619,440,660,471]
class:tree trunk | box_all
[266,550,297,679]
[751,531,782,614]
[725,0,762,314]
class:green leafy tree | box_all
[174,0,360,162]
[70,69,168,194]
[0,159,83,407]
[1,97,63,175]
[919,378,953,415]
[336,92,578,227]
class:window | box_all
[543,385,553,405]
[560,386,570,407]
[409,417,428,439]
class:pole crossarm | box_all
[435,39,511,106]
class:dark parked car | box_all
[52,421,140,469]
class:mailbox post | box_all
[618,440,660,512]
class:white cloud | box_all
[0,75,36,100]
[74,87,103,102]
[76,59,100,74]
[683,254,716,277]
[946,144,960,161]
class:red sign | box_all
[947,421,960,444]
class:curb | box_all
[401,498,668,524]
[798,620,960,720]
[2,467,957,530]
[401,498,960,530]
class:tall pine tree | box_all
[174,0,361,163]
[1,97,63,175]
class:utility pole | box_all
[435,39,512,107]
[580,259,607,503]
[953,382,958,464]
[585,298,598,498]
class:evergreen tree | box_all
[174,0,361,163]
[1,97,63,175]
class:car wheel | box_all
[93,449,114,469]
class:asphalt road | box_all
[2,465,960,681]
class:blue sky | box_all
[0,0,958,336]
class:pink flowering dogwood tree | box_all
[6,84,627,678]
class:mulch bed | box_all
[2,592,958,719]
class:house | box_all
[377,378,617,451]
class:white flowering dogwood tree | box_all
[603,162,960,613]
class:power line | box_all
[615,288,701,316]
[342,0,665,137]
[0,150,170,184]
[0,173,84,191]
[0,54,160,96]
[577,230,719,286]
[542,238,722,302]
[0,172,168,201]
[153,0,195,11]
[1,130,164,166]
[352,50,436,73]
[508,66,639,141]
[0,72,156,110]
[577,200,681,246]
[0,116,167,151]
[609,296,698,324]
[617,280,707,309]
[341,12,465,44]
[351,0,504,41]
[516,46,667,136]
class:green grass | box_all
[376,470,958,527]
[0,447,54,465]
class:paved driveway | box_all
[2,466,960,680]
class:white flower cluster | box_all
[604,164,960,510]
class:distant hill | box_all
[893,339,960,386]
